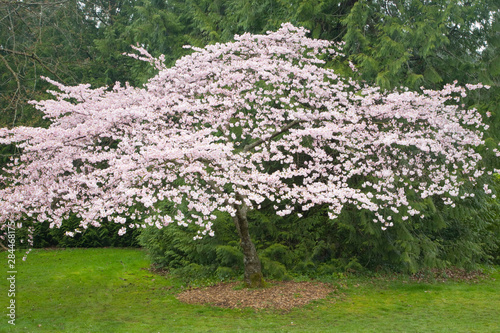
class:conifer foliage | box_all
[0,24,492,286]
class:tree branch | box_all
[0,0,71,7]
[0,47,66,84]
[0,53,21,102]
[243,120,304,153]
[0,53,21,125]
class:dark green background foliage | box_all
[343,0,499,90]
[139,186,500,282]
[13,216,141,249]
[1,0,499,278]
[138,212,244,283]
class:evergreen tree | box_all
[0,0,104,127]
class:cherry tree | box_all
[0,24,491,287]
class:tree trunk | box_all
[232,199,265,288]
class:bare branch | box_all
[0,53,21,99]
[0,0,71,7]
[0,53,21,124]
[0,241,8,251]
[0,47,67,84]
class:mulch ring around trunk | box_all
[176,280,336,311]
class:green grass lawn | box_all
[1,248,499,332]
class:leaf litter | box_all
[176,281,335,311]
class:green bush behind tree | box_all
[13,216,141,249]
[139,185,500,282]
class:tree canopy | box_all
[0,24,495,285]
